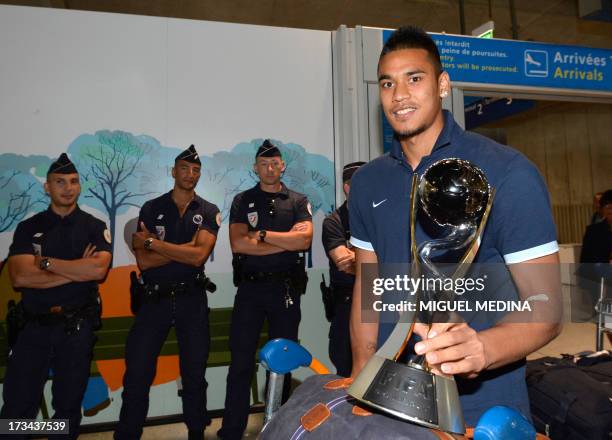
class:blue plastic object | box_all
[259,338,313,374]
[474,406,536,440]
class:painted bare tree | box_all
[71,131,154,255]
[201,139,334,268]
[0,169,46,233]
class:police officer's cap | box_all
[47,153,78,175]
[175,144,201,165]
[256,139,281,159]
[342,161,366,182]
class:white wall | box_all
[0,4,335,424]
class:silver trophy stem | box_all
[418,225,476,283]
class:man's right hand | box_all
[329,246,356,274]
[336,250,356,274]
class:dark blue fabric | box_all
[8,206,111,313]
[329,302,353,377]
[229,183,311,273]
[0,320,96,440]
[322,202,355,288]
[114,289,211,439]
[348,111,557,425]
[260,374,440,440]
[139,191,220,283]
[219,281,301,440]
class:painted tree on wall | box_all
[200,139,334,222]
[200,139,335,267]
[0,154,50,234]
[68,131,161,255]
[0,134,334,271]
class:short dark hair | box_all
[380,26,443,76]
[601,189,612,207]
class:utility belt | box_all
[5,289,101,348]
[242,270,294,283]
[233,254,308,295]
[320,275,353,322]
[129,271,216,314]
[28,302,100,333]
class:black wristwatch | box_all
[258,230,267,242]
[144,237,154,250]
[39,257,51,271]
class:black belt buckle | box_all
[174,282,188,296]
[244,271,291,283]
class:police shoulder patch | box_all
[103,228,112,244]
[248,211,258,228]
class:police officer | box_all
[2,153,112,439]
[114,145,220,440]
[218,140,313,440]
[321,161,365,377]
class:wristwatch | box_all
[144,237,154,250]
[39,257,51,271]
[258,230,267,242]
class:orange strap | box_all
[351,405,373,417]
[323,377,353,390]
[300,403,331,432]
[309,357,330,374]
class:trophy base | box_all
[347,355,465,435]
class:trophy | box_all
[348,158,495,434]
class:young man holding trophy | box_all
[347,26,562,431]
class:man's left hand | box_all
[413,322,489,379]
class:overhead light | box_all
[471,20,495,38]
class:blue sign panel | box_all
[382,30,612,93]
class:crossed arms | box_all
[133,223,217,271]
[9,244,112,289]
[229,221,313,256]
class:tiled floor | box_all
[79,321,611,439]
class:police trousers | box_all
[0,319,96,440]
[218,280,301,440]
[329,301,352,378]
[114,288,210,439]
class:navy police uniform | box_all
[322,202,354,377]
[321,162,365,377]
[115,145,220,440]
[219,181,311,440]
[349,110,559,425]
[1,155,111,440]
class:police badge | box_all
[248,211,258,228]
